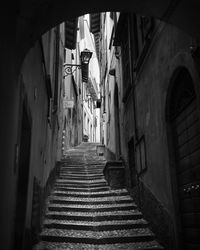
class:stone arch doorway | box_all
[114,83,121,158]
[167,67,200,249]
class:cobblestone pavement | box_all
[33,143,164,250]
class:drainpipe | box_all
[129,15,139,142]
[53,25,60,114]
[132,70,141,208]
[129,14,141,208]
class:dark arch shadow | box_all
[16,0,200,72]
[166,66,196,121]
[114,82,121,158]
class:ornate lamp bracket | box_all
[63,64,81,78]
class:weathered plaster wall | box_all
[20,40,59,238]
[106,21,200,249]
[9,25,65,248]
[128,23,199,249]
[134,23,193,215]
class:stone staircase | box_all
[33,143,164,250]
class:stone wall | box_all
[30,161,62,247]
[107,22,200,249]
[128,181,177,250]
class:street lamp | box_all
[63,48,93,78]
[80,48,93,64]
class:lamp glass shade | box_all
[81,48,93,64]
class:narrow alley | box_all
[2,2,200,250]
[33,143,163,250]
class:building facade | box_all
[97,12,200,250]
[62,18,82,152]
[9,23,66,250]
[79,15,100,143]
[61,15,100,156]
[82,76,99,142]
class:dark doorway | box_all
[169,68,200,249]
[13,102,32,250]
[114,83,121,158]
[128,137,137,187]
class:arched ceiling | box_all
[6,0,200,66]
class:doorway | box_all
[114,83,121,158]
[128,137,137,187]
[13,102,32,250]
[168,68,200,249]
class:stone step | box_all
[60,166,104,174]
[57,178,105,183]
[46,210,143,221]
[59,173,103,176]
[54,182,108,188]
[85,161,106,163]
[49,197,133,206]
[40,228,156,244]
[59,174,104,179]
[59,173,104,177]
[43,218,149,231]
[63,160,98,163]
[33,240,164,250]
[49,199,134,206]
[60,165,104,168]
[59,172,104,177]
[51,189,129,197]
[61,165,104,168]
[56,180,106,185]
[48,203,137,212]
[60,164,86,167]
[59,171,104,174]
[56,179,106,184]
[49,195,132,202]
[54,186,110,192]
[60,164,105,168]
[61,164,103,166]
[54,185,109,190]
[55,181,107,185]
[58,176,105,181]
[83,164,106,167]
[34,143,164,250]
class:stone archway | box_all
[13,0,200,71]
[1,2,200,250]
